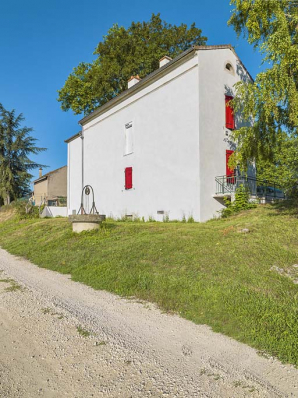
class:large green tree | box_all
[58,13,207,115]
[256,132,298,192]
[0,104,45,205]
[228,0,298,190]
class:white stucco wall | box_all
[68,53,200,220]
[198,49,252,221]
[40,206,68,218]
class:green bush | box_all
[10,200,40,219]
[221,185,257,218]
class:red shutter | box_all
[125,167,133,190]
[225,95,235,130]
[226,150,235,183]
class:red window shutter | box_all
[225,95,235,130]
[125,167,133,190]
[226,150,235,183]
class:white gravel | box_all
[0,247,297,398]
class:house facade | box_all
[33,166,67,206]
[66,45,253,222]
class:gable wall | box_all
[198,49,253,221]
[34,179,48,206]
[47,166,67,199]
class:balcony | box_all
[214,175,285,202]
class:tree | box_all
[228,0,298,189]
[58,13,207,115]
[256,133,298,194]
[0,104,46,205]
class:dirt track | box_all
[0,247,297,397]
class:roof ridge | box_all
[33,165,67,183]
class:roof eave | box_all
[64,131,82,144]
[78,46,198,126]
[33,176,48,184]
[78,44,253,126]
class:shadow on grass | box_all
[268,200,298,217]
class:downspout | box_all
[67,143,70,213]
[80,130,84,191]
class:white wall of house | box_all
[67,47,252,222]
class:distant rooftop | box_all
[33,165,67,184]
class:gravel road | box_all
[0,247,297,398]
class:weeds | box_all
[41,307,64,318]
[77,325,92,337]
[94,341,106,346]
[0,277,23,292]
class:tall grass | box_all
[0,202,297,365]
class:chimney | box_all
[39,168,42,178]
[128,75,141,89]
[159,56,172,68]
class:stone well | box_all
[69,214,106,233]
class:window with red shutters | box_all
[225,95,235,130]
[226,150,235,183]
[125,167,132,190]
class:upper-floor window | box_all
[124,122,133,155]
[225,62,235,75]
[225,95,235,130]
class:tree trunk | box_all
[5,193,10,205]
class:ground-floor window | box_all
[125,167,133,189]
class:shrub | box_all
[10,200,40,219]
[221,185,257,218]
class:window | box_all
[124,122,133,155]
[125,167,133,190]
[225,95,235,130]
[225,62,234,74]
[226,150,235,183]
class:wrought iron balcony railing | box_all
[215,175,285,200]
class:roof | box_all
[64,131,82,144]
[64,44,253,139]
[33,165,67,184]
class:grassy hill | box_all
[0,203,297,366]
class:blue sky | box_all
[0,0,263,183]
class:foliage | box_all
[15,200,40,219]
[0,205,298,365]
[228,1,298,177]
[57,13,207,115]
[76,325,92,338]
[256,132,298,195]
[221,185,257,218]
[0,104,46,204]
[2,200,40,220]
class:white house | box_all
[65,45,253,222]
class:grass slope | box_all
[0,203,297,366]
